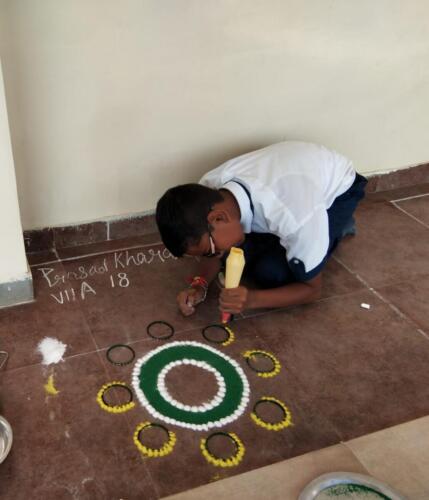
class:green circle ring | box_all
[132,341,250,431]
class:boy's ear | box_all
[207,209,230,226]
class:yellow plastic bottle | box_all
[222,247,245,323]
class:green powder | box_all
[317,483,392,500]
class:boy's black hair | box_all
[156,184,223,257]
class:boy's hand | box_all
[177,287,206,316]
[219,286,250,314]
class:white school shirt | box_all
[199,141,356,279]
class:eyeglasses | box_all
[202,229,221,258]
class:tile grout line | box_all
[333,256,429,341]
[103,328,162,500]
[370,289,429,341]
[3,347,162,498]
[3,332,108,376]
[3,348,161,496]
[85,316,103,357]
[3,321,230,375]
[390,201,429,230]
[30,259,61,267]
[29,240,164,267]
[390,192,429,203]
[2,353,95,376]
[241,286,372,321]
[55,248,106,355]
[92,328,169,499]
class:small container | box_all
[0,416,13,464]
[298,472,405,500]
[0,351,8,371]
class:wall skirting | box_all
[23,162,429,254]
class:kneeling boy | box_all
[156,141,367,317]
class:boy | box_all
[156,141,367,317]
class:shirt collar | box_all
[222,181,253,233]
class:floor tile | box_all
[335,200,429,287]
[56,239,365,332]
[205,320,342,454]
[163,443,369,500]
[4,183,429,498]
[58,245,221,349]
[0,262,97,371]
[0,352,157,499]
[101,335,286,497]
[376,275,429,334]
[319,256,365,299]
[394,194,429,226]
[241,255,365,319]
[98,324,340,497]
[239,290,429,441]
[346,416,429,500]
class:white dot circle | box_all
[157,359,226,412]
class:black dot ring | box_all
[202,324,231,344]
[106,344,136,366]
[147,321,175,340]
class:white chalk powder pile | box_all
[37,337,67,365]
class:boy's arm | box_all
[177,257,222,316]
[219,273,322,313]
[195,257,222,284]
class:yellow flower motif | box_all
[96,381,135,414]
[251,396,292,431]
[242,350,281,378]
[200,432,245,467]
[133,422,177,458]
[222,326,235,346]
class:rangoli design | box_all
[97,324,293,468]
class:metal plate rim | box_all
[0,416,13,464]
[297,471,406,500]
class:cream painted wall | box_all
[0,0,428,229]
[0,61,28,282]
